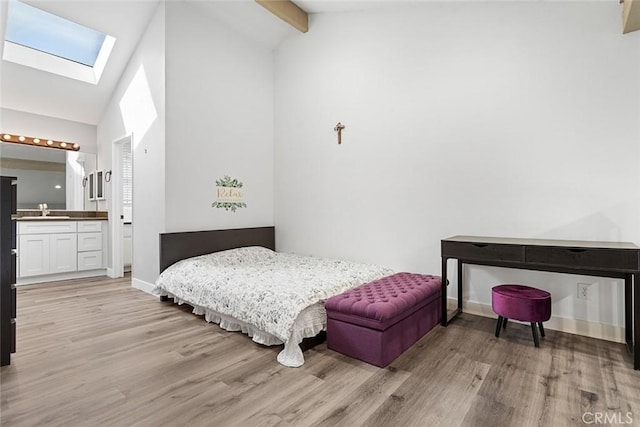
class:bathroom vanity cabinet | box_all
[16,219,107,284]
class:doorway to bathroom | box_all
[109,134,132,278]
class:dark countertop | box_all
[14,210,108,221]
[15,217,108,221]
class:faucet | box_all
[38,203,50,217]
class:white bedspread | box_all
[153,247,393,367]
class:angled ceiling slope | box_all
[0,0,160,125]
[0,0,399,127]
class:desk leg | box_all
[458,261,463,312]
[441,256,448,326]
[625,274,632,351]
[442,257,462,325]
[634,273,640,370]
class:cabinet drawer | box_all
[78,232,102,252]
[10,252,16,284]
[77,221,104,233]
[442,241,523,263]
[78,251,103,271]
[11,220,16,250]
[18,221,76,234]
[10,319,16,353]
[525,246,639,271]
[11,285,16,319]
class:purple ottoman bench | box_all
[325,272,442,367]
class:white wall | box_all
[0,107,97,153]
[97,3,165,286]
[164,2,274,232]
[274,3,640,341]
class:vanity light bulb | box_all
[3,134,11,140]
[33,138,40,144]
[72,143,79,149]
[47,140,53,146]
[60,142,67,148]
[55,185,61,189]
[18,136,25,142]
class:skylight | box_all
[2,0,116,84]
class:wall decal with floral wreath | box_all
[211,175,247,212]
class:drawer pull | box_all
[567,248,587,253]
[472,243,489,248]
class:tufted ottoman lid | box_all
[325,272,442,331]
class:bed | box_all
[153,227,393,367]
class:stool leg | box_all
[495,316,503,338]
[503,318,508,330]
[531,323,540,347]
[538,322,545,337]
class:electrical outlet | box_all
[577,283,592,301]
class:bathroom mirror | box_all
[0,141,97,210]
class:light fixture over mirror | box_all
[1,132,80,151]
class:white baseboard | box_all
[132,278,155,295]
[107,268,130,279]
[450,298,625,344]
[16,269,108,286]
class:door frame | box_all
[108,134,132,279]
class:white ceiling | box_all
[187,0,300,50]
[0,0,397,127]
[295,0,401,14]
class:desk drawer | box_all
[442,241,523,263]
[525,246,639,271]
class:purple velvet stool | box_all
[492,284,551,347]
[325,272,441,367]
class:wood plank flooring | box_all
[1,275,639,426]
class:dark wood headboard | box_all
[159,226,275,273]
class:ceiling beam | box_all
[255,0,308,33]
[623,0,640,34]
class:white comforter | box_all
[153,247,393,367]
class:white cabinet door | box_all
[50,234,77,274]
[18,234,49,277]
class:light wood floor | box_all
[1,276,639,426]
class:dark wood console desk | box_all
[441,235,640,370]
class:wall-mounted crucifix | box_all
[334,122,345,144]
